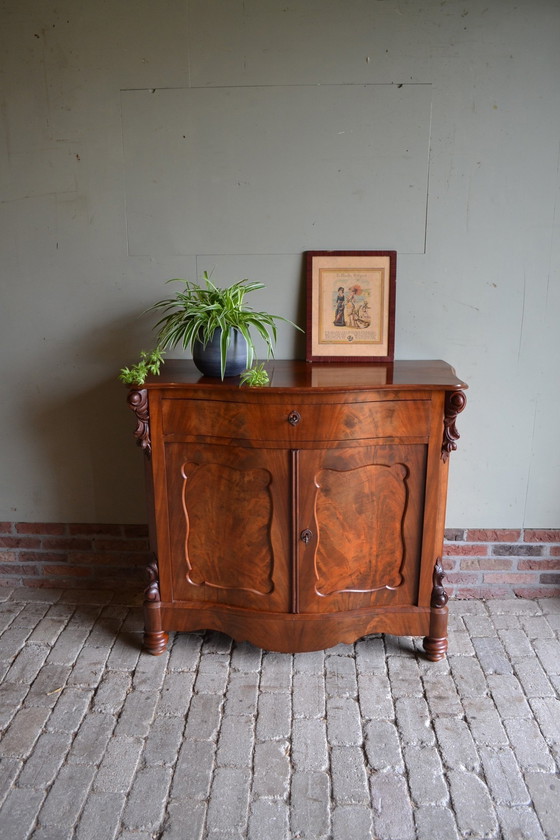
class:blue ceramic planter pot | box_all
[192,329,248,378]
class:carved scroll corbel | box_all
[442,390,467,462]
[431,560,448,609]
[145,557,161,603]
[127,388,151,456]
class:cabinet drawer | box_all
[161,397,432,442]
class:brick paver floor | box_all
[0,587,559,839]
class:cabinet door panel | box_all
[298,445,427,613]
[164,443,291,612]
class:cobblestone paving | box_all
[0,587,559,840]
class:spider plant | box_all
[148,271,301,379]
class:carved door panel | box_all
[297,444,427,613]
[165,442,291,612]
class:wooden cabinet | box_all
[128,360,467,659]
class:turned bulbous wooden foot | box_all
[423,634,448,661]
[143,630,169,656]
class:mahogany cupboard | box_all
[127,360,467,659]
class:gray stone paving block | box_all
[497,628,535,657]
[184,693,223,741]
[163,799,206,840]
[533,637,560,675]
[67,711,116,765]
[105,633,142,671]
[167,632,202,670]
[291,718,328,771]
[92,670,132,714]
[355,636,386,674]
[120,607,144,633]
[252,739,290,798]
[0,602,22,632]
[224,669,259,716]
[5,644,49,684]
[293,649,325,675]
[0,756,22,808]
[0,627,33,661]
[230,640,262,672]
[422,673,463,718]
[293,671,325,718]
[74,791,125,840]
[0,787,45,840]
[504,717,556,771]
[94,736,145,793]
[206,767,251,833]
[370,771,415,840]
[38,762,96,828]
[29,826,73,840]
[448,629,476,655]
[479,746,530,806]
[122,766,173,831]
[27,616,68,645]
[364,719,403,772]
[357,673,393,720]
[290,770,330,839]
[9,603,49,629]
[488,674,533,718]
[46,627,92,665]
[67,644,110,687]
[256,690,291,740]
[132,648,169,691]
[450,599,486,615]
[486,598,541,615]
[472,635,513,674]
[17,730,72,788]
[157,670,195,716]
[447,769,499,838]
[0,681,29,728]
[172,738,216,800]
[194,653,230,694]
[513,657,556,697]
[325,654,358,697]
[496,804,547,840]
[521,615,556,638]
[404,745,448,806]
[490,613,522,630]
[530,696,560,743]
[248,797,289,840]
[114,687,159,738]
[0,706,50,758]
[46,686,93,733]
[330,745,369,804]
[524,772,560,839]
[414,805,460,840]
[259,651,292,692]
[326,695,362,746]
[395,696,435,746]
[85,618,122,650]
[434,716,480,771]
[10,588,61,603]
[331,804,373,840]
[463,614,497,637]
[25,663,72,707]
[462,695,509,746]
[201,630,233,654]
[216,714,254,767]
[143,714,185,766]
[448,654,488,697]
[386,654,423,696]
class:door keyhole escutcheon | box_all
[288,410,301,426]
[300,529,313,544]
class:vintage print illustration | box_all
[319,268,385,346]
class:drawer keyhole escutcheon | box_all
[300,529,313,544]
[288,410,302,426]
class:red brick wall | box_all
[443,528,560,599]
[1,522,559,599]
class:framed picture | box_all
[305,251,396,363]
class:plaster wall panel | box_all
[122,84,431,257]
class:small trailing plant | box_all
[239,362,270,387]
[119,348,165,386]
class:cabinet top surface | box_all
[139,359,467,393]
